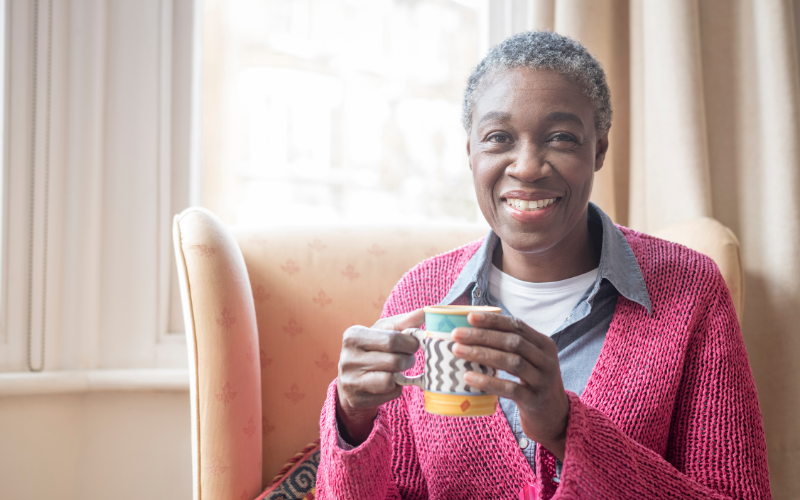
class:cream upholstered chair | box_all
[173,208,488,500]
[173,208,744,500]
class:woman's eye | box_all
[549,133,575,143]
[487,133,511,144]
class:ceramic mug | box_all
[394,305,501,417]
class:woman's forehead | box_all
[473,68,594,126]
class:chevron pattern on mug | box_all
[424,337,496,394]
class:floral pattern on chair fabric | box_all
[234,225,486,483]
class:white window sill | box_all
[0,369,190,396]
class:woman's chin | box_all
[493,225,559,255]
[488,202,570,252]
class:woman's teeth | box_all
[506,197,557,211]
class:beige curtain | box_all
[519,0,800,497]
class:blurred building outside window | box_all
[201,0,489,228]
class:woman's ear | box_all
[466,138,472,170]
[594,130,610,172]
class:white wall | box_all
[0,391,191,500]
[0,0,199,498]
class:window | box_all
[0,0,200,372]
[0,0,6,351]
[201,0,486,227]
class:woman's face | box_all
[467,68,608,256]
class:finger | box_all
[356,370,404,395]
[463,371,529,401]
[452,343,545,385]
[338,369,399,397]
[355,387,404,409]
[343,326,420,354]
[451,327,549,370]
[340,351,416,374]
[373,308,425,332]
[467,312,549,349]
[344,383,404,410]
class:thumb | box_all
[374,308,425,332]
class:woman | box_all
[317,31,770,499]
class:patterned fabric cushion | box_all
[256,441,320,500]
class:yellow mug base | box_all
[424,391,497,417]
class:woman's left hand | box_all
[451,311,570,460]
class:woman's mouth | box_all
[504,197,558,211]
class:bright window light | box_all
[202,0,485,227]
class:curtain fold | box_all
[500,1,800,498]
[742,2,800,498]
[639,0,713,229]
[526,0,555,31]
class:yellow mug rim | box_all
[423,305,502,316]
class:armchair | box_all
[173,208,744,500]
[173,208,487,499]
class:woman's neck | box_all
[492,214,601,283]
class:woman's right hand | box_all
[335,308,425,445]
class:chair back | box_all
[234,222,487,484]
[174,207,486,497]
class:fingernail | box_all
[471,312,484,321]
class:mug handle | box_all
[393,328,426,389]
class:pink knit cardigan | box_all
[316,227,771,499]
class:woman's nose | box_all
[507,142,549,183]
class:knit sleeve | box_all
[545,269,771,500]
[315,381,427,499]
[315,277,432,500]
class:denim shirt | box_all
[437,203,652,475]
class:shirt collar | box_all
[439,202,652,314]
[591,203,652,313]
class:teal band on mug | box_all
[423,305,502,333]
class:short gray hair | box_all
[462,31,612,135]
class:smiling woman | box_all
[468,68,607,284]
[316,31,771,500]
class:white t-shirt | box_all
[487,264,599,336]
